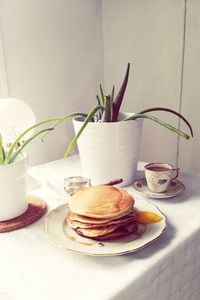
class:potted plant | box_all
[63,63,193,186]
[0,112,84,221]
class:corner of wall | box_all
[0,22,9,98]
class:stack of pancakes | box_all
[67,185,138,241]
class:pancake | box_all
[75,222,138,241]
[75,224,119,238]
[69,185,134,219]
[67,210,136,229]
[68,206,134,224]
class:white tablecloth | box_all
[1,155,200,300]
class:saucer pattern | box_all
[133,178,185,199]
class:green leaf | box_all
[4,117,59,164]
[111,85,115,103]
[138,107,193,137]
[101,95,113,122]
[40,112,87,142]
[96,95,101,106]
[99,83,105,106]
[4,112,87,164]
[95,95,102,121]
[0,133,5,164]
[64,105,103,158]
[124,113,190,140]
[112,63,130,121]
[8,127,54,164]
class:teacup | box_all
[144,163,179,193]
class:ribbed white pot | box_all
[0,152,28,221]
[73,113,143,187]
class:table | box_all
[1,155,200,300]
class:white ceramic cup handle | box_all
[171,168,180,181]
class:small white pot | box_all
[73,113,143,187]
[0,152,28,221]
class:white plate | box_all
[133,178,185,199]
[45,198,166,256]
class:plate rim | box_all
[132,178,185,199]
[44,200,166,256]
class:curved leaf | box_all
[139,107,193,137]
[124,113,190,139]
[41,112,87,142]
[64,105,103,159]
[4,112,87,164]
[7,127,54,164]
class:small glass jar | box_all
[64,176,91,196]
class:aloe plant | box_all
[63,63,193,158]
[1,63,193,164]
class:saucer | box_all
[132,178,185,199]
[0,195,47,233]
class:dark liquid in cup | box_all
[147,166,170,172]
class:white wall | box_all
[0,0,104,165]
[102,0,185,167]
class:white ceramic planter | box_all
[73,113,143,187]
[0,152,28,221]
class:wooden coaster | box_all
[0,195,47,233]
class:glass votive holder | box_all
[64,176,91,197]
